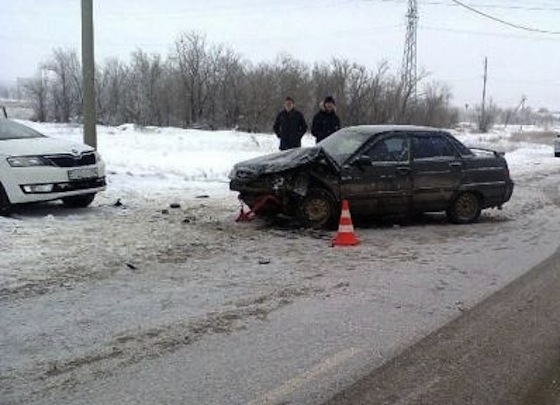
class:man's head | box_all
[284,97,295,111]
[323,96,335,112]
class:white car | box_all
[0,119,106,214]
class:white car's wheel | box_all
[0,182,11,215]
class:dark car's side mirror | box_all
[351,155,373,169]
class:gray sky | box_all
[1,0,560,110]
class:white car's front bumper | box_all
[1,160,106,204]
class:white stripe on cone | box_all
[337,225,355,233]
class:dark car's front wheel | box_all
[446,192,481,224]
[62,193,96,208]
[298,188,338,229]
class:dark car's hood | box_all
[230,147,323,179]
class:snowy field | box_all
[2,121,560,404]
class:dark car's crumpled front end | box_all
[229,147,322,186]
[229,146,338,216]
[229,147,322,193]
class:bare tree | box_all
[97,58,129,125]
[20,71,49,122]
[43,48,82,122]
[210,48,245,128]
[127,50,165,126]
[476,99,498,132]
[20,32,461,131]
[0,83,10,99]
[410,82,457,127]
[172,32,213,126]
[241,63,278,132]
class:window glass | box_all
[412,135,456,159]
[0,120,45,140]
[367,135,408,162]
[319,127,373,165]
[447,134,474,156]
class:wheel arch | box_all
[450,187,485,207]
[303,173,340,201]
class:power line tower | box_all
[402,0,419,97]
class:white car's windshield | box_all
[318,127,373,165]
[0,120,45,141]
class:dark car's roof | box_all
[346,125,448,135]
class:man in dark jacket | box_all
[311,96,340,143]
[273,97,308,150]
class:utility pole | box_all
[519,94,527,132]
[480,56,488,132]
[81,0,97,148]
[402,0,419,99]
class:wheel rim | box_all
[455,193,478,220]
[303,197,331,223]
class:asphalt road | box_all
[323,246,560,405]
[3,168,560,405]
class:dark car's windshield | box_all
[0,120,46,140]
[318,127,373,165]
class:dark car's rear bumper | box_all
[504,180,514,203]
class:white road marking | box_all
[247,347,361,405]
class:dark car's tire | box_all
[446,192,482,224]
[0,182,12,216]
[62,193,96,208]
[298,188,338,229]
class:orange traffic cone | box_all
[332,199,359,246]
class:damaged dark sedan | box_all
[229,125,514,228]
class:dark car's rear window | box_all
[0,120,46,140]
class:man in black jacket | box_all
[311,96,340,143]
[273,97,308,150]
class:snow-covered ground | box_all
[1,121,560,405]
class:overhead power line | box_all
[437,1,560,12]
[449,0,560,34]
[366,0,560,11]
[420,24,560,42]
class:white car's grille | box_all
[45,152,96,167]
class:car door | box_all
[410,132,463,212]
[340,133,412,216]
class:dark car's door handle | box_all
[396,166,411,175]
[449,161,462,168]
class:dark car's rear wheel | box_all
[0,182,11,216]
[446,192,481,224]
[62,193,96,208]
[298,188,338,229]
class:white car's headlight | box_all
[7,156,52,167]
[94,151,103,163]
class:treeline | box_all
[461,101,559,131]
[17,32,461,131]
